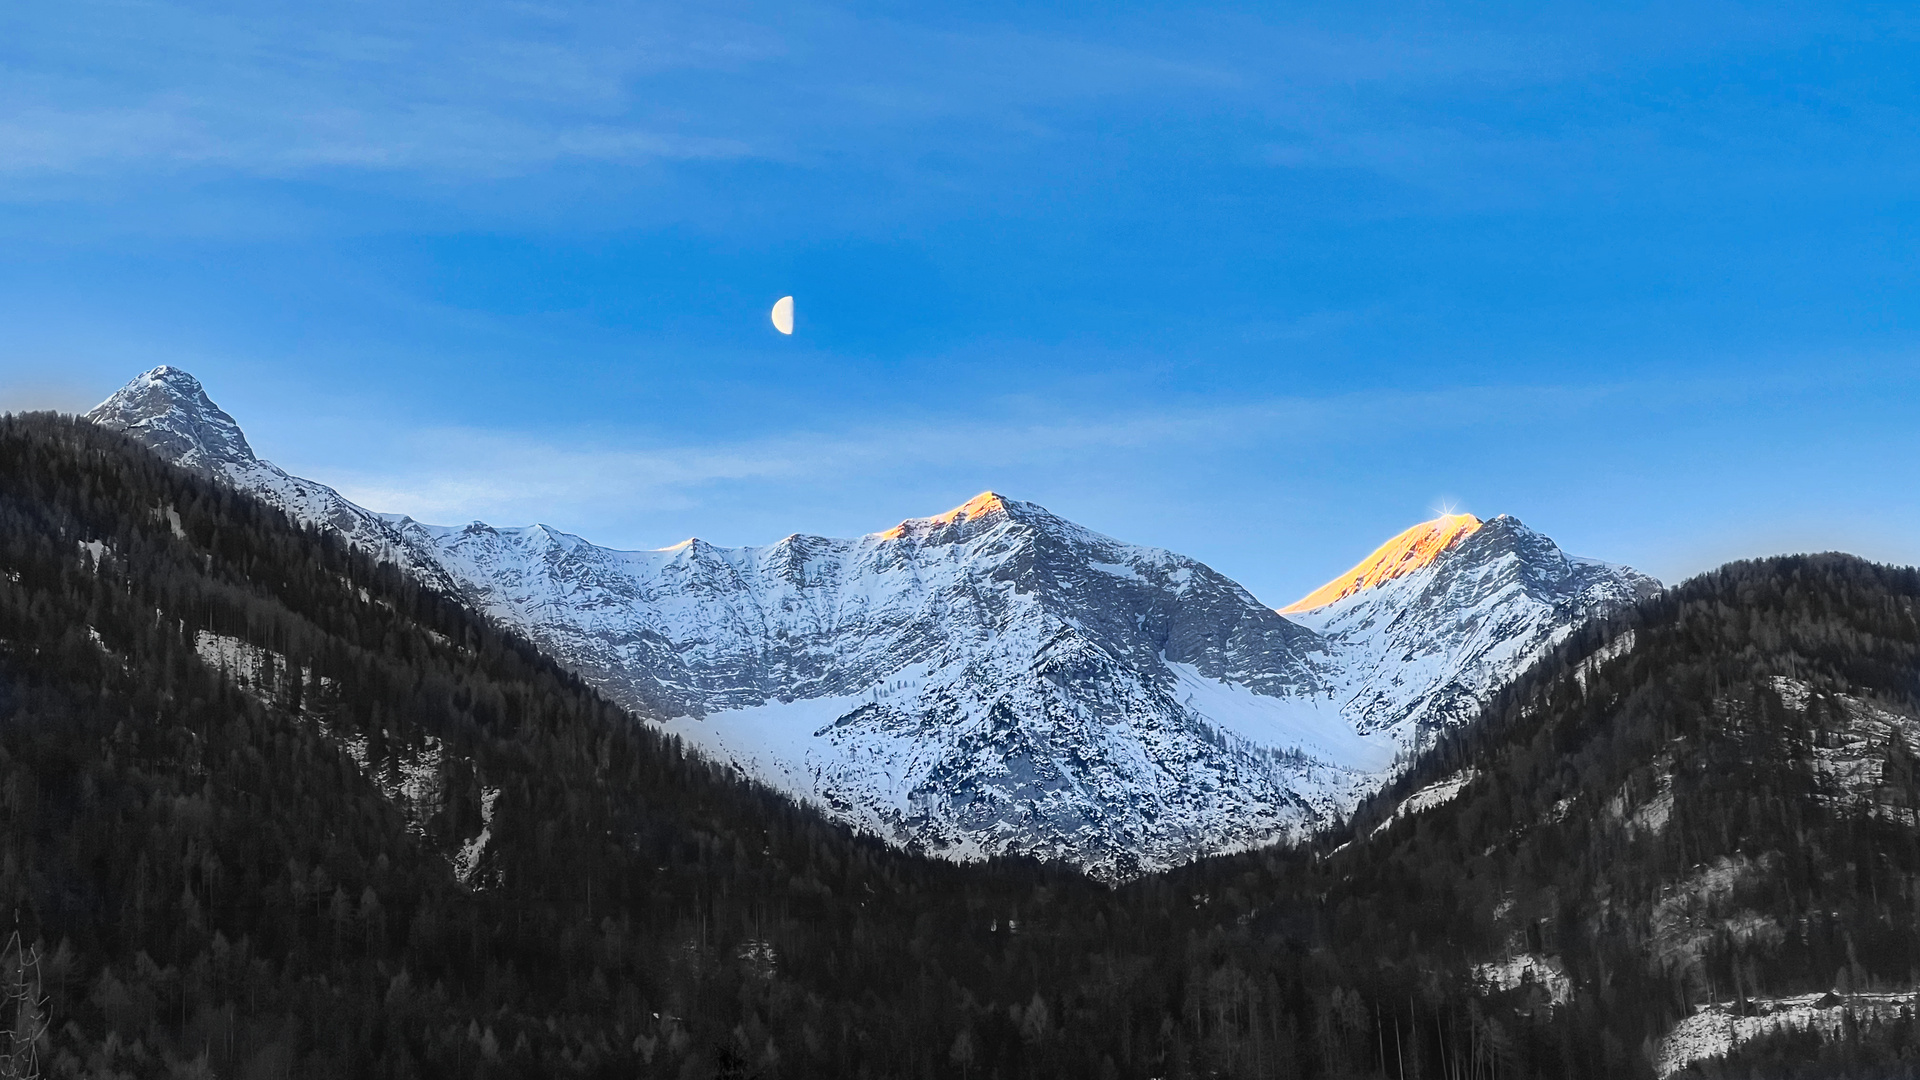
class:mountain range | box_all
[86,365,1658,874]
[7,406,1918,1079]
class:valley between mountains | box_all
[86,366,1657,875]
[8,402,1920,1080]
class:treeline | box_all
[5,413,1920,1078]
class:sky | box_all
[3,0,1918,607]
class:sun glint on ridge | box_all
[876,491,1011,540]
[1279,513,1482,614]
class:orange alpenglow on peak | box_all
[877,492,1011,540]
[1278,513,1483,614]
[931,491,1010,524]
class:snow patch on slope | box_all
[194,630,283,696]
[1656,991,1916,1078]
[454,786,501,886]
[1399,769,1477,819]
[1769,676,1920,825]
[1475,954,1571,1006]
[1164,662,1395,773]
[192,630,453,840]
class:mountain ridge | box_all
[1280,510,1484,613]
[14,400,1918,1080]
[84,366,1658,875]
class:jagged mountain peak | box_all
[1280,511,1483,613]
[1287,510,1660,745]
[875,490,1038,542]
[1451,514,1660,603]
[87,368,460,595]
[85,366,258,474]
[933,489,1016,523]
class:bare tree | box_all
[0,931,47,1080]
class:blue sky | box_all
[3,0,1918,605]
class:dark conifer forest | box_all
[4,413,1920,1078]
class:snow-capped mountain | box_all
[85,367,459,596]
[380,494,1394,876]
[1284,513,1661,749]
[84,367,1658,875]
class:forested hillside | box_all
[1149,553,1920,1079]
[4,412,1920,1079]
[0,414,1101,1078]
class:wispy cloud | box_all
[0,2,771,180]
[323,381,1621,537]
[0,0,1648,189]
[0,83,756,181]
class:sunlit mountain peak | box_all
[876,491,1013,539]
[1279,512,1483,614]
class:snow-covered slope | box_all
[380,494,1392,875]
[84,367,1659,875]
[1285,514,1661,750]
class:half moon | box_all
[771,295,794,335]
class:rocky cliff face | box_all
[87,367,1658,875]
